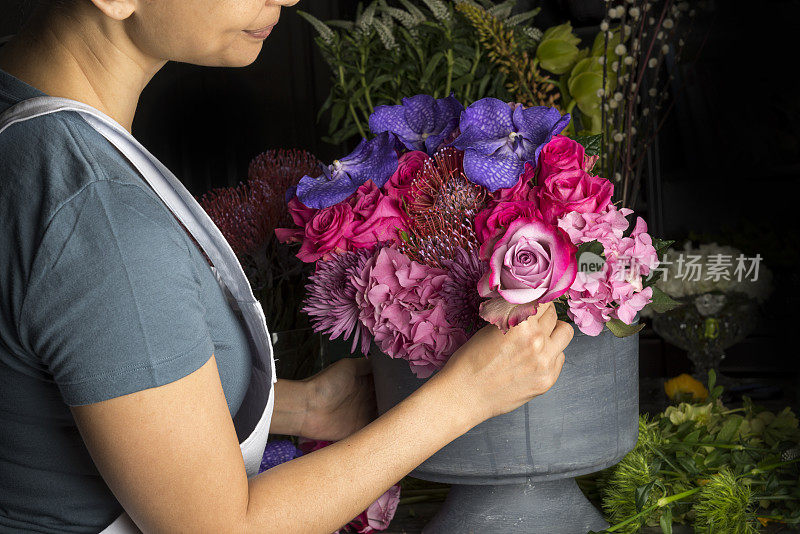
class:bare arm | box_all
[72,303,571,534]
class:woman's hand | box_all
[299,357,377,441]
[435,301,572,428]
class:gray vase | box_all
[370,326,639,534]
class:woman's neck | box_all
[0,6,165,132]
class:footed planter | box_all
[371,326,639,534]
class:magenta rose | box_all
[535,169,614,224]
[296,203,356,263]
[537,135,586,181]
[474,200,540,244]
[275,197,317,244]
[478,217,577,331]
[349,181,409,249]
[384,150,430,203]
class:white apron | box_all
[0,97,277,533]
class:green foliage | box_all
[598,373,800,532]
[574,133,603,157]
[299,0,538,147]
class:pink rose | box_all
[384,151,430,203]
[349,181,409,249]
[535,169,614,224]
[537,135,586,181]
[491,162,537,203]
[275,197,317,244]
[296,203,355,263]
[365,484,401,531]
[478,217,577,332]
[474,200,540,244]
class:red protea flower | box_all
[399,147,487,267]
[198,148,322,258]
[248,149,324,229]
[407,146,487,227]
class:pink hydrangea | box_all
[560,207,658,335]
[353,248,466,378]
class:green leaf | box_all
[576,239,604,258]
[676,456,698,474]
[635,480,656,512]
[716,415,744,443]
[653,238,675,256]
[329,101,347,132]
[606,319,645,338]
[660,506,673,534]
[707,369,717,392]
[573,133,602,156]
[647,286,682,314]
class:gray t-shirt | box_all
[0,68,253,532]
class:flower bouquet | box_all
[277,94,674,378]
[275,94,676,532]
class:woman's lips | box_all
[244,24,276,40]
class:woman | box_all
[0,0,573,532]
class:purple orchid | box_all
[296,132,398,209]
[452,98,571,192]
[369,94,464,155]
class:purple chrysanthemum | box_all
[442,247,488,333]
[369,94,464,155]
[259,440,302,473]
[452,98,570,191]
[303,250,373,355]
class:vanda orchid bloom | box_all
[453,98,571,192]
[296,132,398,209]
[369,94,463,156]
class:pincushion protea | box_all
[199,148,322,258]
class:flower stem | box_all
[359,47,375,113]
[337,64,367,139]
[606,488,701,532]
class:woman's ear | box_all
[86,0,136,21]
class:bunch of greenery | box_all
[591,371,800,533]
[298,0,541,145]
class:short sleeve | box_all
[17,179,216,406]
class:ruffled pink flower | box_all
[561,209,657,334]
[615,286,653,324]
[478,217,577,332]
[537,135,586,181]
[558,205,633,250]
[296,203,356,263]
[611,217,659,277]
[349,181,409,249]
[473,199,540,244]
[567,289,613,336]
[337,484,402,533]
[354,248,466,378]
[275,197,318,244]
[384,151,430,203]
[535,169,614,224]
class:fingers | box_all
[539,303,558,335]
[549,321,574,353]
[551,351,566,375]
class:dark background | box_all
[2,0,798,398]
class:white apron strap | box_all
[0,97,278,534]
